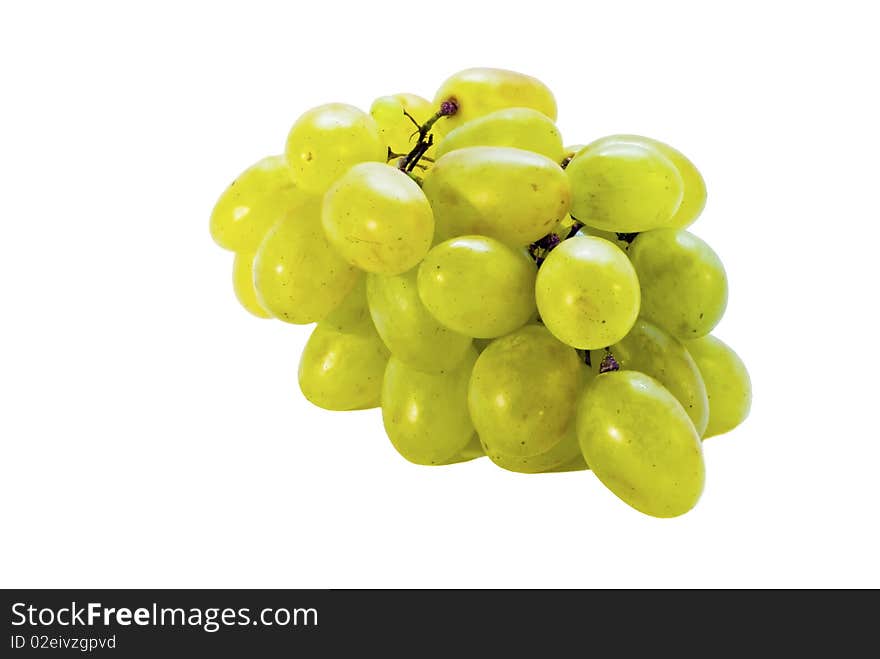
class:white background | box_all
[1,0,877,588]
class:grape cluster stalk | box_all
[209,67,752,518]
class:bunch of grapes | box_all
[210,67,751,518]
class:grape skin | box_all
[322,162,434,275]
[685,335,752,438]
[628,229,728,340]
[577,371,705,518]
[417,235,537,339]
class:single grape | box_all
[209,155,305,253]
[469,324,583,457]
[577,370,705,518]
[232,252,271,319]
[685,335,751,438]
[433,67,557,138]
[381,347,482,465]
[322,277,369,331]
[567,139,684,232]
[366,268,472,373]
[322,162,434,275]
[284,103,385,194]
[417,236,537,338]
[298,311,389,411]
[435,107,564,162]
[535,236,640,349]
[628,229,728,340]
[253,196,360,324]
[590,318,709,436]
[423,146,570,246]
[587,134,706,228]
[370,93,435,157]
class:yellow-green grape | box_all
[284,103,386,195]
[468,325,582,457]
[322,162,434,275]
[381,347,482,465]
[232,252,271,319]
[366,268,472,373]
[435,107,564,162]
[209,155,304,252]
[322,277,369,331]
[253,196,360,324]
[685,335,751,439]
[588,135,706,228]
[298,312,389,411]
[370,93,436,158]
[423,146,570,246]
[417,236,537,338]
[590,318,709,436]
[432,67,557,139]
[481,428,583,474]
[535,236,640,349]
[577,371,705,518]
[576,225,632,252]
[567,139,684,232]
[628,229,727,340]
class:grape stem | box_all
[598,349,620,374]
[528,216,584,266]
[397,98,459,175]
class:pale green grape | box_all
[590,318,709,436]
[322,162,434,275]
[433,67,557,138]
[535,236,640,349]
[253,196,360,324]
[468,325,583,457]
[298,312,389,411]
[417,236,537,338]
[628,229,727,340]
[435,107,564,162]
[284,103,386,194]
[577,371,705,518]
[370,93,435,157]
[481,428,583,474]
[685,335,751,438]
[422,146,570,246]
[232,252,271,319]
[366,268,472,373]
[381,348,482,465]
[567,139,684,232]
[587,134,706,228]
[209,156,305,252]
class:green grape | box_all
[370,93,435,157]
[432,67,557,138]
[628,229,727,340]
[543,452,589,473]
[587,134,706,228]
[322,162,434,275]
[685,335,751,438]
[253,196,360,324]
[298,312,390,411]
[422,146,570,246]
[576,225,632,252]
[589,318,709,436]
[535,236,640,349]
[366,268,472,373]
[232,252,271,319]
[468,325,583,457]
[381,348,482,465]
[209,155,305,253]
[284,103,386,194]
[577,370,705,518]
[481,428,583,474]
[417,236,537,338]
[322,277,369,331]
[567,138,684,232]
[435,107,564,162]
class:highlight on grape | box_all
[209,67,752,518]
